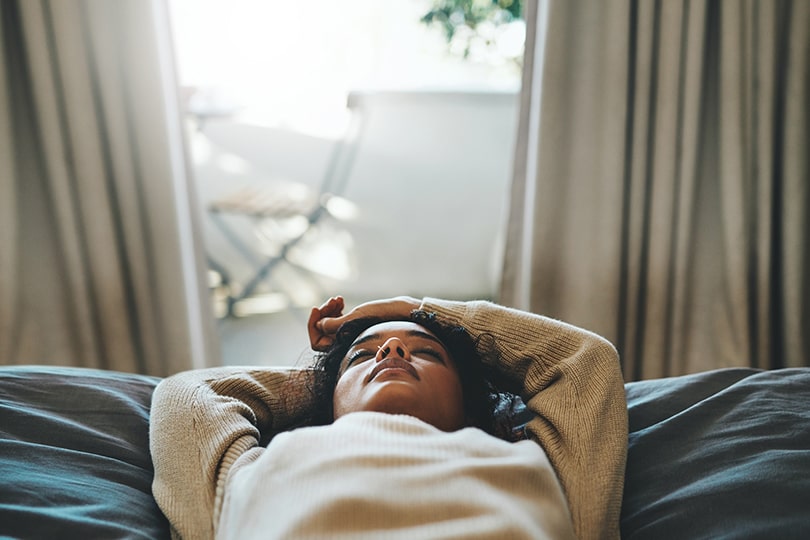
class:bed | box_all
[1,365,808,538]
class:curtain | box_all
[0,0,217,376]
[501,0,809,380]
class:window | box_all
[169,0,523,137]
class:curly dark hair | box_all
[307,310,520,441]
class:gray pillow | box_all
[4,365,808,539]
[621,367,810,539]
[0,366,169,539]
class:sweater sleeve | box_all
[149,366,314,540]
[420,298,627,540]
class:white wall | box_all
[193,90,519,306]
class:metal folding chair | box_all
[206,103,365,317]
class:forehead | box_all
[350,321,445,348]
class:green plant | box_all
[421,0,524,64]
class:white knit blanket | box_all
[218,412,575,539]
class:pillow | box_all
[6,364,808,539]
[621,367,810,539]
[0,366,170,539]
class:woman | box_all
[149,296,627,539]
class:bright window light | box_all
[169,0,522,139]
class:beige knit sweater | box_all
[218,411,576,539]
[149,299,627,540]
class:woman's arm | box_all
[149,366,312,539]
[420,298,627,540]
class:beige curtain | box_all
[0,0,217,376]
[501,0,809,380]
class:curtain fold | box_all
[0,0,217,376]
[501,0,809,380]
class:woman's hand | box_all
[307,296,345,352]
[307,296,422,351]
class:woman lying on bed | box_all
[149,296,627,540]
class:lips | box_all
[368,358,419,382]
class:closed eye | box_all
[346,350,374,366]
[414,349,445,364]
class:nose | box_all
[376,337,411,362]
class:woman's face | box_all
[332,321,465,432]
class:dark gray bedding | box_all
[1,365,808,539]
[622,367,810,539]
[0,366,169,539]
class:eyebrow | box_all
[349,329,447,351]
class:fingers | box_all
[317,314,346,336]
[319,296,344,320]
[306,307,322,347]
[321,296,422,334]
[307,296,345,351]
[308,296,423,352]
